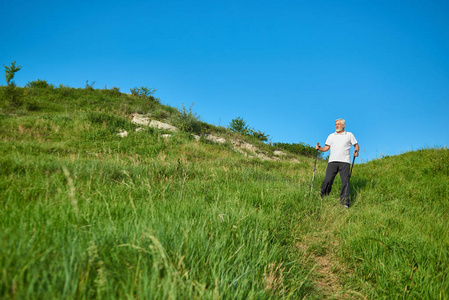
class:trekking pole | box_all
[349,155,356,179]
[310,148,319,193]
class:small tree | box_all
[130,86,159,105]
[139,86,157,98]
[85,80,96,90]
[229,117,251,135]
[252,129,269,142]
[3,61,23,107]
[130,86,157,98]
[4,61,22,86]
[170,103,202,134]
[229,117,270,142]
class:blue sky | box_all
[2,0,448,162]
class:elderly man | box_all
[315,119,359,208]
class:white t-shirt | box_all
[325,131,358,163]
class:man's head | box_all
[335,118,346,133]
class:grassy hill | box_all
[1,83,448,299]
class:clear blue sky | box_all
[2,0,448,162]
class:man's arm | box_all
[315,143,330,152]
[354,144,360,157]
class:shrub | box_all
[56,84,76,97]
[85,80,96,90]
[26,79,53,89]
[170,103,202,135]
[25,100,41,111]
[229,117,269,142]
[252,129,269,142]
[2,84,23,108]
[273,142,319,158]
[101,86,121,97]
[229,117,251,135]
[200,122,227,134]
[152,107,171,120]
[109,87,121,96]
[130,86,160,105]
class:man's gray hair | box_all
[335,118,346,125]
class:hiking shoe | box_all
[344,204,349,209]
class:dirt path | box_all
[296,205,365,299]
[313,240,342,296]
[297,234,345,298]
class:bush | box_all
[170,103,202,135]
[26,79,53,89]
[101,86,121,97]
[200,122,227,134]
[152,107,171,120]
[56,84,76,98]
[130,86,160,107]
[229,117,251,135]
[229,117,269,142]
[252,129,269,142]
[85,80,96,91]
[273,142,320,158]
[2,84,23,108]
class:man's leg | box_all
[339,163,351,206]
[320,163,338,198]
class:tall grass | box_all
[1,84,448,298]
[336,149,449,298]
[0,110,315,298]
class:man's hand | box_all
[315,143,320,151]
[354,151,359,157]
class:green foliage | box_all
[55,84,75,97]
[229,116,251,135]
[229,117,269,142]
[4,61,22,86]
[273,142,320,158]
[2,84,23,108]
[200,122,227,135]
[0,83,156,114]
[87,112,135,132]
[2,62,23,108]
[170,103,202,135]
[335,149,449,298]
[2,76,446,298]
[102,86,121,97]
[0,105,318,298]
[252,129,269,142]
[26,79,54,89]
[130,86,160,107]
[130,87,139,97]
[85,80,96,90]
[152,106,171,120]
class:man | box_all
[315,119,359,208]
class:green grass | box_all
[335,150,449,299]
[1,84,448,299]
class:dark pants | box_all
[321,162,351,206]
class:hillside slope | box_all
[1,84,448,298]
[298,149,448,298]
